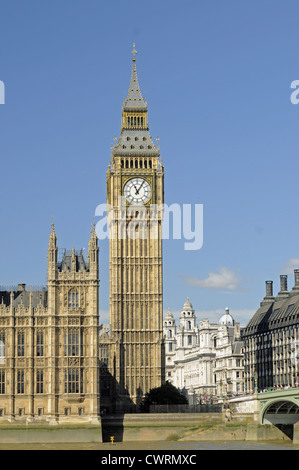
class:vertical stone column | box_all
[27,292,34,420]
[293,421,299,444]
[47,224,58,424]
[8,292,15,421]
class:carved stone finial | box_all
[131,43,137,62]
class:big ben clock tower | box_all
[105,45,165,411]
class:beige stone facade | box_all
[0,224,100,423]
[99,46,165,412]
[0,46,165,420]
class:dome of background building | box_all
[164,308,173,319]
[182,297,194,311]
[219,307,235,326]
[164,308,175,325]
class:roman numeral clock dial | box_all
[123,177,151,205]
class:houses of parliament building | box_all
[0,45,165,422]
[1,46,297,424]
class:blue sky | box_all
[0,0,298,326]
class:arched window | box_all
[36,332,44,357]
[64,329,83,358]
[65,368,83,394]
[168,330,172,338]
[17,332,24,357]
[68,289,79,310]
[187,321,191,330]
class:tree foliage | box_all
[141,381,188,410]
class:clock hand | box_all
[136,180,145,194]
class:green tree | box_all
[141,382,188,411]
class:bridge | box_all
[258,387,299,426]
[229,387,299,442]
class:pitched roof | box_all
[58,249,88,272]
[113,129,159,156]
[0,287,47,309]
[242,293,299,336]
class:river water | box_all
[0,440,298,450]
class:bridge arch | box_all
[262,398,299,425]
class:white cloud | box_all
[182,266,244,291]
[99,309,110,324]
[164,308,255,327]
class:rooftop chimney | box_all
[276,275,289,300]
[280,275,288,291]
[260,280,275,306]
[290,269,299,296]
[266,280,273,297]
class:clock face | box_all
[123,177,151,205]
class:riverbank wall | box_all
[0,413,294,444]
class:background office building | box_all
[242,272,299,392]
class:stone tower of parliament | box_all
[0,46,164,421]
[100,44,165,413]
